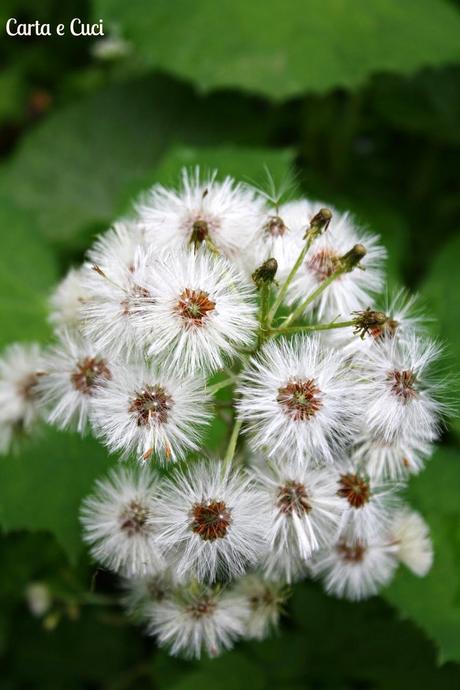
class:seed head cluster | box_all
[0,169,446,659]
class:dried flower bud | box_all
[304,208,332,239]
[339,243,367,272]
[252,258,278,287]
[352,308,390,339]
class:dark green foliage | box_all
[1,1,460,686]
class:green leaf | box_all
[0,76,275,248]
[0,198,57,347]
[0,428,113,563]
[384,446,460,664]
[371,67,460,145]
[153,145,295,189]
[421,235,460,436]
[160,652,267,690]
[93,0,460,100]
[0,68,26,122]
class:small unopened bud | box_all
[340,244,367,272]
[304,208,332,239]
[252,258,278,287]
[66,602,80,621]
[43,611,61,631]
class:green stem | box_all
[207,377,235,395]
[267,238,312,325]
[271,319,355,336]
[256,282,272,348]
[260,282,271,327]
[224,418,243,466]
[282,268,345,328]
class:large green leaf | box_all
[93,0,460,100]
[370,67,460,145]
[0,77,276,248]
[384,446,460,664]
[0,198,57,346]
[421,235,460,436]
[0,428,113,563]
[152,145,295,190]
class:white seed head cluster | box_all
[0,168,448,659]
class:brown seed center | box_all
[121,284,153,316]
[277,480,311,516]
[17,371,45,400]
[190,500,231,541]
[119,499,150,536]
[338,473,371,508]
[129,385,173,426]
[176,288,216,325]
[249,589,279,610]
[306,248,340,281]
[146,577,169,602]
[190,219,209,244]
[187,596,217,619]
[277,379,322,421]
[337,540,367,563]
[389,369,417,402]
[264,215,287,238]
[71,357,111,395]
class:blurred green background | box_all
[1,1,460,688]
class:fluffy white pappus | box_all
[86,219,150,276]
[90,361,211,463]
[122,571,175,620]
[133,248,258,374]
[80,465,164,577]
[287,210,386,321]
[151,460,268,583]
[80,249,152,360]
[321,289,427,355]
[48,266,88,333]
[352,430,433,481]
[390,509,433,576]
[146,584,248,659]
[39,331,112,435]
[244,199,312,282]
[253,459,344,582]
[335,463,399,541]
[135,168,264,261]
[237,335,357,464]
[0,343,46,453]
[232,574,286,641]
[356,334,445,444]
[310,529,398,601]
